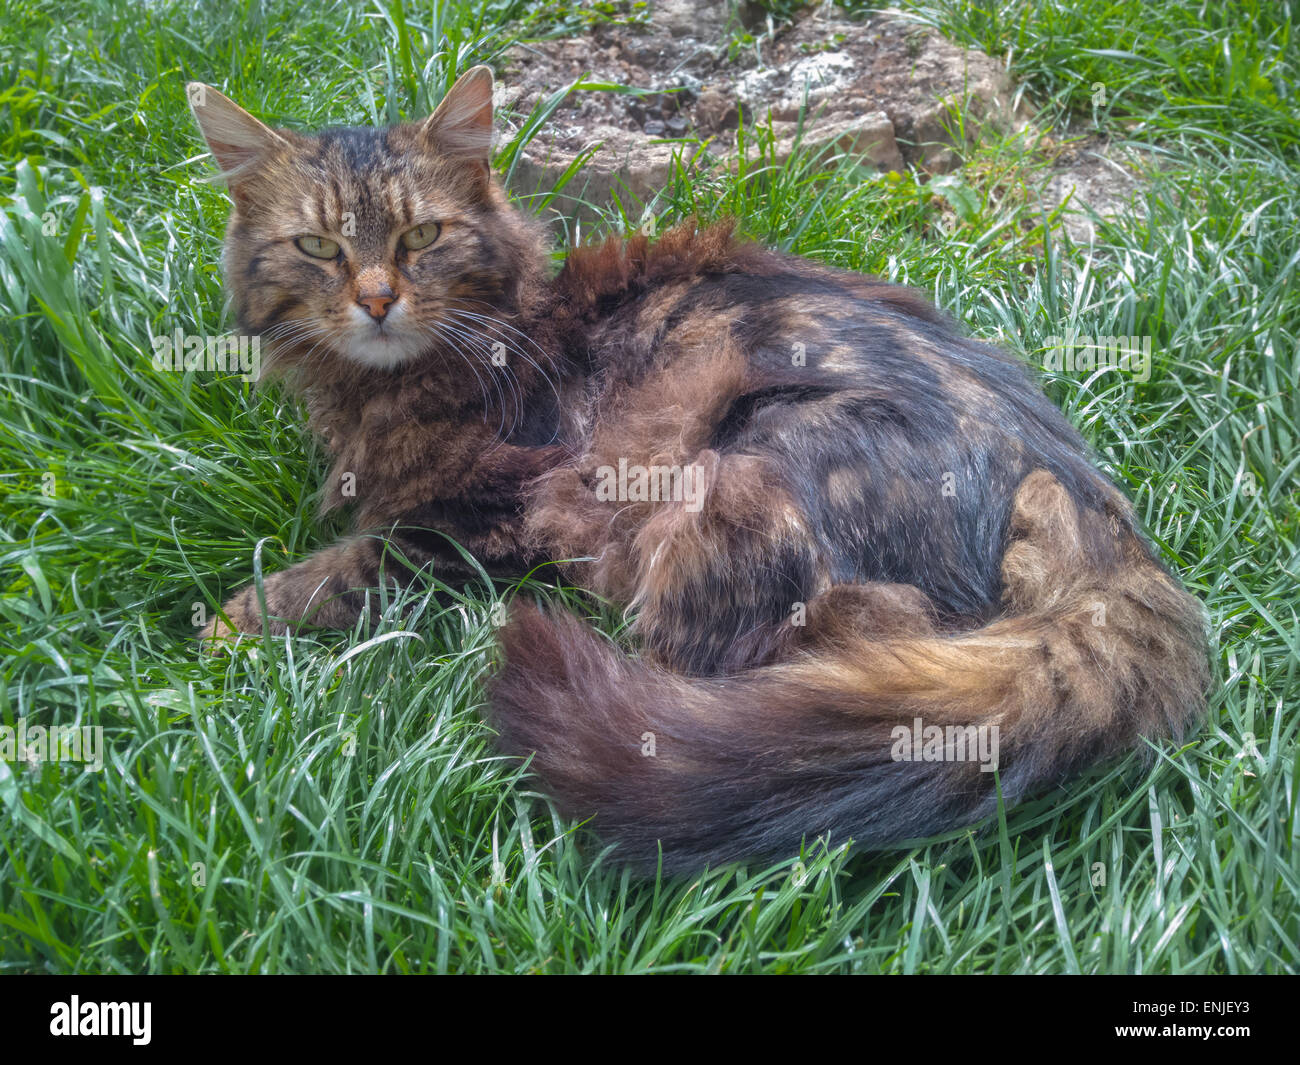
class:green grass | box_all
[0,0,1295,972]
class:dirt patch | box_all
[498,1,1018,224]
[1042,131,1152,243]
[496,0,1147,239]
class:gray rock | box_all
[499,7,1030,224]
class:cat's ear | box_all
[186,83,291,191]
[419,66,494,178]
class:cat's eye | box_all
[401,223,441,251]
[296,235,340,259]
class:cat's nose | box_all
[357,289,396,320]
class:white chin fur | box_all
[341,308,427,370]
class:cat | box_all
[188,67,1211,874]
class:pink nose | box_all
[358,292,395,319]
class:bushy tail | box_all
[488,473,1210,873]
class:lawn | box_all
[0,0,1295,973]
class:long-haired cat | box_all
[188,67,1210,873]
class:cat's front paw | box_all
[196,592,262,654]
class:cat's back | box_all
[549,221,1118,620]
[560,222,1027,400]
[558,222,1089,470]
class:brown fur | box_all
[189,70,1210,872]
[491,472,1208,870]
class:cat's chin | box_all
[341,331,429,372]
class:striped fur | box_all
[190,70,1211,873]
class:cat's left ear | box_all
[420,66,494,181]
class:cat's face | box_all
[189,69,538,374]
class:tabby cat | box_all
[188,67,1210,873]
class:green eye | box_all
[295,235,340,259]
[401,223,441,251]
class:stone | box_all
[766,111,905,173]
[495,5,1085,227]
[695,87,739,132]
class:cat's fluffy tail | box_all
[487,472,1210,874]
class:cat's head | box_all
[188,68,544,375]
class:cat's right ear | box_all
[186,83,290,193]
